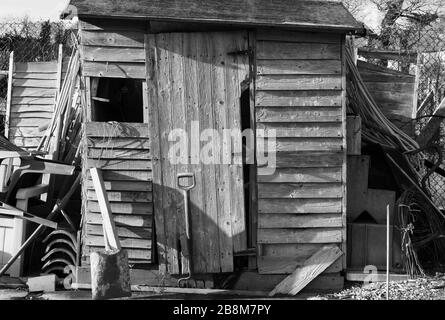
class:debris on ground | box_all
[309,274,445,300]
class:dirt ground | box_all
[2,275,445,300]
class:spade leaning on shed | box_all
[60,0,365,294]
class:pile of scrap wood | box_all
[37,47,82,166]
[0,45,83,280]
[345,41,445,276]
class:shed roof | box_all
[64,0,364,32]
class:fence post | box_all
[5,51,14,139]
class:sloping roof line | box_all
[64,0,364,33]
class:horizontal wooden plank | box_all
[358,48,417,63]
[364,81,415,93]
[82,61,146,78]
[86,212,152,227]
[10,112,53,120]
[256,107,342,123]
[86,224,152,239]
[258,228,342,244]
[86,170,152,181]
[262,243,332,257]
[87,190,152,202]
[9,127,46,137]
[88,201,153,215]
[79,19,148,32]
[12,88,56,98]
[258,228,342,243]
[88,148,150,159]
[371,92,414,106]
[13,72,58,80]
[256,90,342,107]
[12,97,56,105]
[258,182,342,199]
[10,105,54,113]
[360,72,415,83]
[85,180,152,192]
[357,60,415,77]
[258,198,342,214]
[268,151,344,168]
[13,78,57,88]
[257,137,343,152]
[256,75,341,91]
[256,30,341,43]
[15,62,57,73]
[87,137,150,149]
[256,122,342,138]
[257,42,341,60]
[10,118,50,127]
[258,213,342,228]
[258,256,343,274]
[81,30,144,47]
[86,122,149,138]
[10,137,41,147]
[257,59,341,75]
[82,46,145,63]
[86,159,152,170]
[257,167,341,183]
[85,235,152,249]
[83,246,151,260]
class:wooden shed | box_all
[63,0,364,292]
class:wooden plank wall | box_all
[358,60,415,136]
[255,30,346,281]
[79,18,148,79]
[9,61,59,150]
[81,122,153,264]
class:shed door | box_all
[145,32,249,274]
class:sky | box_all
[0,0,70,21]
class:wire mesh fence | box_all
[0,19,75,122]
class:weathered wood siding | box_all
[81,122,153,264]
[79,19,148,79]
[9,61,59,150]
[358,60,415,135]
[255,30,346,277]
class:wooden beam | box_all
[85,77,92,122]
[142,81,149,124]
[346,115,361,155]
[5,51,14,139]
[89,168,121,251]
[268,245,343,296]
[358,48,418,63]
[248,30,258,270]
[145,33,166,273]
[412,54,421,120]
[0,202,57,229]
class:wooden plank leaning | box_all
[269,245,343,296]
